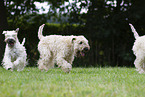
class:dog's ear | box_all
[2,31,7,34]
[15,28,19,33]
[72,38,76,43]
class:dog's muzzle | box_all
[6,39,15,47]
[77,47,90,57]
[84,47,89,52]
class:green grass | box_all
[0,67,145,97]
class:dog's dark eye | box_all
[79,41,83,44]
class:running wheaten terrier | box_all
[37,24,90,73]
[129,23,145,74]
[2,28,27,71]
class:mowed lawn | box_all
[0,67,145,97]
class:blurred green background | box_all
[1,0,145,67]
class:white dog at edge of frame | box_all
[129,23,145,74]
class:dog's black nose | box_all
[84,47,89,51]
[7,39,14,43]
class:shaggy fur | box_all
[2,28,27,71]
[129,23,145,74]
[37,24,90,73]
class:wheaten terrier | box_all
[37,24,90,72]
[129,23,145,74]
[2,28,27,71]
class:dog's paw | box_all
[14,60,19,66]
[61,63,72,73]
[5,64,13,70]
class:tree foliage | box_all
[1,0,145,66]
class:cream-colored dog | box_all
[129,23,145,74]
[37,24,90,72]
[2,28,27,71]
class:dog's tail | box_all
[38,24,45,40]
[129,23,139,39]
[21,38,25,45]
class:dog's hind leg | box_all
[134,57,145,74]
[38,47,54,71]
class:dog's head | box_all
[72,36,90,57]
[2,28,19,47]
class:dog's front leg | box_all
[13,58,20,66]
[13,56,23,66]
[56,57,72,73]
[2,55,14,70]
[13,53,26,71]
